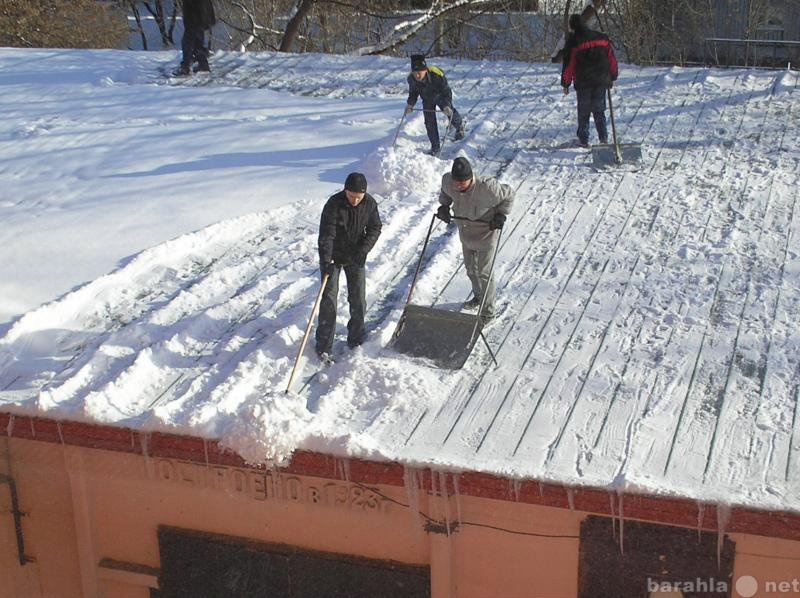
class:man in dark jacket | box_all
[174,0,216,76]
[316,173,382,359]
[561,13,618,148]
[405,54,466,155]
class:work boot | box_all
[194,61,210,73]
[462,296,481,310]
[316,351,335,366]
[426,146,441,156]
[172,65,191,77]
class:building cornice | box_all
[2,412,798,542]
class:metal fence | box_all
[704,37,800,68]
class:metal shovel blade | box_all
[591,142,642,168]
[391,305,482,370]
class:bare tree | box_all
[215,0,554,59]
[127,0,150,49]
[279,0,314,51]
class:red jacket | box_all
[561,28,618,90]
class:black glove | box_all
[321,262,335,277]
[404,104,414,115]
[436,205,452,224]
[490,213,506,230]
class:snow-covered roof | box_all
[0,48,798,516]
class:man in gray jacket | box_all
[437,157,514,322]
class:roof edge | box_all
[2,413,798,542]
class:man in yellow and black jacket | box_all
[405,54,466,155]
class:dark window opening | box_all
[578,516,735,598]
[154,526,430,598]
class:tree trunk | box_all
[279,0,315,52]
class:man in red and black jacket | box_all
[561,13,618,148]
[174,0,216,76]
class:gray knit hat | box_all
[451,157,473,182]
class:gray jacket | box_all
[439,173,514,250]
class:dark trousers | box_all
[422,99,463,151]
[315,264,366,354]
[576,87,608,144]
[181,24,209,69]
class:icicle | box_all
[452,473,463,524]
[5,414,13,437]
[335,458,351,482]
[141,432,154,479]
[439,471,451,536]
[512,478,522,502]
[697,502,706,541]
[270,464,281,499]
[538,482,544,498]
[56,421,64,445]
[609,492,617,540]
[403,467,422,535]
[716,503,731,568]
[30,418,35,439]
[203,439,210,469]
[566,487,575,512]
[617,492,625,556]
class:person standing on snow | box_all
[405,54,466,155]
[436,157,514,323]
[550,0,606,63]
[316,173,382,361]
[174,0,216,76]
[561,13,618,148]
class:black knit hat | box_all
[569,13,584,31]
[451,157,473,182]
[344,172,367,193]
[410,53,427,71]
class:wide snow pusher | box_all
[390,214,498,370]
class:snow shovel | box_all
[591,88,642,168]
[390,214,498,370]
[285,272,330,394]
[393,108,449,156]
[392,109,409,148]
[436,110,453,157]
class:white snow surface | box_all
[1,48,799,514]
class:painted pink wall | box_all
[2,436,799,598]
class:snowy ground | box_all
[0,48,798,514]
